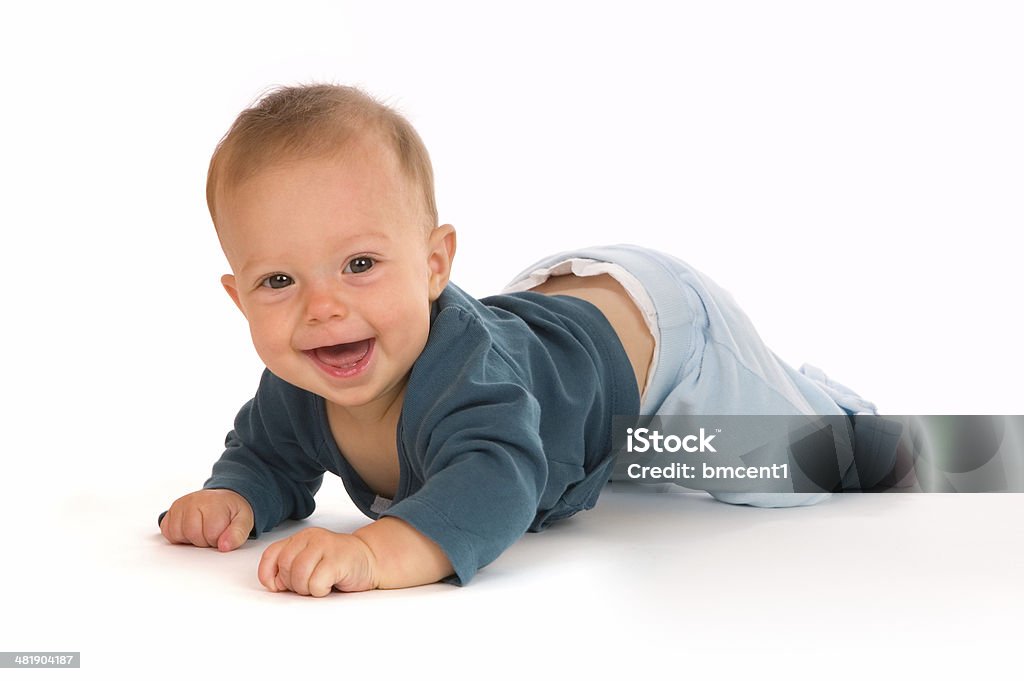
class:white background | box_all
[2,1,1022,678]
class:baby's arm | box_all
[157,370,326,545]
[256,517,453,596]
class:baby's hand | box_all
[258,527,378,597]
[159,489,255,552]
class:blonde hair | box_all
[206,83,438,232]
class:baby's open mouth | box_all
[310,339,373,369]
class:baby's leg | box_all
[586,246,873,507]
[645,373,848,507]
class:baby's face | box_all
[215,141,454,417]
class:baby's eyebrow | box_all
[346,231,393,246]
[238,254,280,275]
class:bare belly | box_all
[529,273,654,398]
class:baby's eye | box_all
[260,274,294,289]
[344,257,375,274]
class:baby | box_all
[158,84,884,595]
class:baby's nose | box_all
[304,283,349,322]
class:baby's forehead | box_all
[218,159,422,247]
[214,136,431,255]
[227,149,406,208]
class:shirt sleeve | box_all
[375,300,560,587]
[381,376,548,587]
[157,370,326,537]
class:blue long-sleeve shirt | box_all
[160,283,639,586]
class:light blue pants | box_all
[505,244,879,508]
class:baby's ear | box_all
[427,224,457,300]
[220,274,246,317]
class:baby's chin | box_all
[315,378,413,415]
[281,358,413,413]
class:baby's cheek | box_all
[387,306,429,348]
[248,320,291,364]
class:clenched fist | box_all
[258,527,378,597]
[160,488,255,552]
